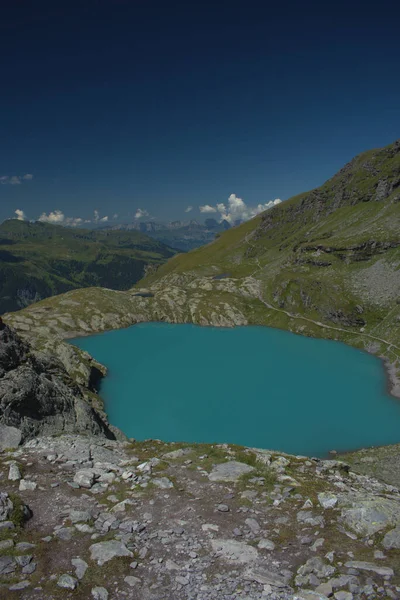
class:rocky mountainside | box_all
[4,139,399,396]
[0,220,176,314]
[2,434,400,599]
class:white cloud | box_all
[184,206,193,213]
[38,210,84,227]
[200,194,282,224]
[199,204,217,213]
[135,208,149,219]
[0,174,33,185]
[113,213,119,219]
[93,210,109,223]
[15,209,27,221]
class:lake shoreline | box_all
[66,317,400,403]
[69,320,400,458]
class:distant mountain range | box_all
[0,220,176,314]
[108,218,232,251]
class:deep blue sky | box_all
[0,0,399,225]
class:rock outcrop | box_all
[0,319,113,443]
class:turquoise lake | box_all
[70,322,400,457]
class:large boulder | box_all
[341,498,400,535]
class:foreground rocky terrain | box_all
[2,435,400,599]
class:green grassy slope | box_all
[0,220,176,313]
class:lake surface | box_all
[70,323,400,457]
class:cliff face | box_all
[0,319,113,444]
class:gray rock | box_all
[16,555,32,567]
[341,499,400,535]
[217,504,230,512]
[163,448,192,459]
[334,592,353,600]
[382,526,400,549]
[293,592,330,600]
[0,424,22,450]
[22,561,37,574]
[344,560,393,577]
[55,527,75,541]
[318,492,338,509]
[0,555,16,575]
[0,521,15,530]
[0,492,13,521]
[176,576,189,585]
[9,581,30,591]
[57,574,78,589]
[92,587,109,600]
[208,461,254,482]
[258,538,275,550]
[19,479,37,491]
[89,540,133,565]
[71,557,88,579]
[297,511,325,527]
[245,517,260,533]
[211,539,258,563]
[124,576,141,586]
[8,462,22,481]
[15,542,36,551]
[297,557,336,579]
[0,539,13,551]
[69,509,92,523]
[152,477,173,489]
[74,469,97,488]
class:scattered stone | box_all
[19,479,37,491]
[124,576,141,586]
[344,560,394,577]
[318,492,338,509]
[383,526,400,550]
[176,575,189,585]
[334,592,353,600]
[217,504,230,512]
[72,557,89,579]
[8,462,22,481]
[0,539,14,550]
[73,469,97,488]
[89,540,133,565]
[92,587,109,600]
[211,538,258,563]
[0,424,21,450]
[208,461,254,482]
[57,574,78,590]
[9,581,30,591]
[244,566,289,587]
[297,511,325,527]
[69,509,92,523]
[245,517,260,533]
[258,538,275,550]
[0,556,16,575]
[152,477,173,489]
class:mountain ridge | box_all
[0,220,176,314]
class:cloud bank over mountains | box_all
[11,194,282,228]
[1,174,33,185]
[199,194,282,224]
